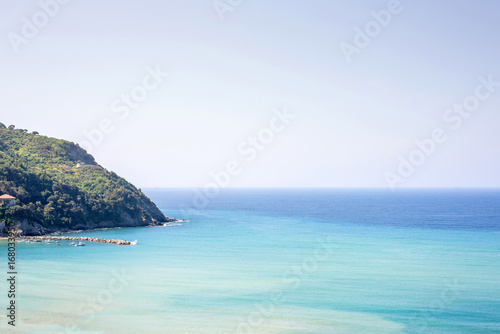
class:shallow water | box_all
[1,189,499,333]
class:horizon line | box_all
[139,186,500,190]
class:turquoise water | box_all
[1,189,500,333]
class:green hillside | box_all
[0,123,173,236]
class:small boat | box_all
[75,242,85,247]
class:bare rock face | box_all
[1,219,50,237]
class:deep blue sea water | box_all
[1,188,499,333]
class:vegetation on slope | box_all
[0,123,171,235]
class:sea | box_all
[1,188,499,334]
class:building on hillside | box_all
[0,194,16,208]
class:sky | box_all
[0,0,499,188]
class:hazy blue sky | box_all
[1,0,499,188]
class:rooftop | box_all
[0,194,16,199]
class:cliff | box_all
[0,124,174,236]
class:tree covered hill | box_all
[0,124,173,236]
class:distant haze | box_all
[1,0,499,188]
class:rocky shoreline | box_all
[23,235,135,245]
[0,218,180,238]
[0,219,185,243]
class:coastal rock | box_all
[24,235,135,245]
